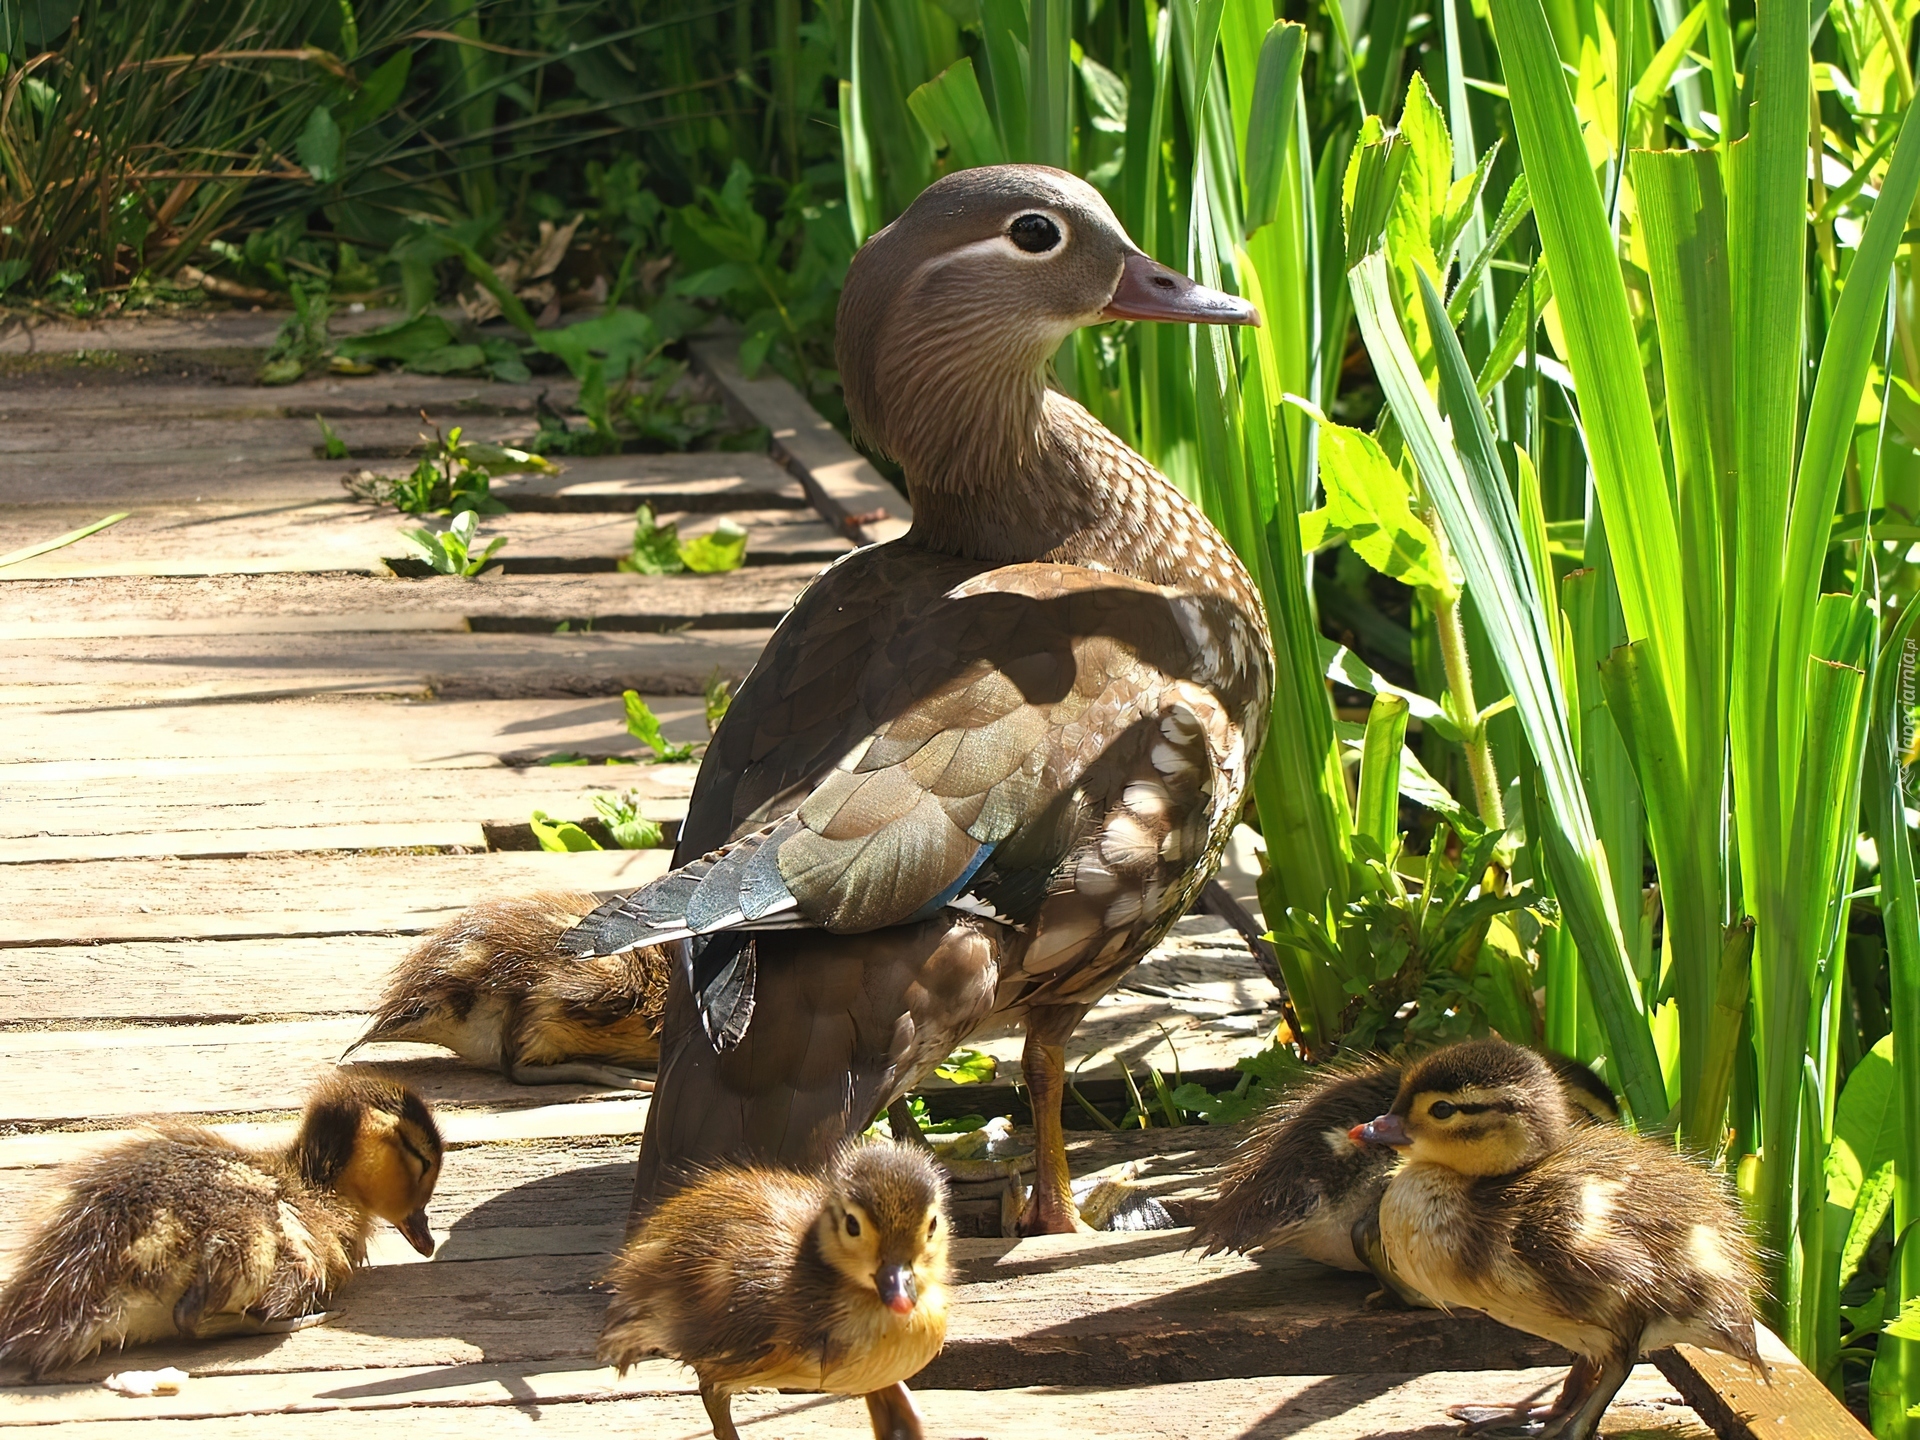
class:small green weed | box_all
[348,418,553,516]
[593,790,664,849]
[398,509,504,577]
[703,669,733,735]
[332,310,529,382]
[622,690,698,762]
[257,282,331,385]
[529,810,600,852]
[616,505,748,575]
[315,416,349,460]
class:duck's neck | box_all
[900,389,1231,592]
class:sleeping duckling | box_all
[1351,1037,1760,1438]
[0,1076,442,1379]
[599,1140,950,1440]
[1196,1048,1616,1281]
[346,892,669,1090]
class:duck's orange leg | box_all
[1016,1004,1093,1236]
[863,1382,926,1440]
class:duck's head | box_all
[294,1075,444,1255]
[814,1140,950,1318]
[837,164,1256,485]
[1349,1038,1569,1177]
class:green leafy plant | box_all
[350,420,553,517]
[530,810,601,853]
[314,415,349,460]
[703,669,734,735]
[617,506,748,575]
[622,690,698,763]
[397,509,504,578]
[331,311,529,383]
[592,791,664,850]
[257,281,332,385]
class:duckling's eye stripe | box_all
[398,1136,432,1175]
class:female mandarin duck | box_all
[558,164,1271,1235]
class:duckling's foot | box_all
[698,1382,743,1440]
[1001,1172,1095,1236]
[863,1381,927,1440]
[506,1061,654,1091]
[1444,1365,1581,1435]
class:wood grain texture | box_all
[0,568,820,630]
[0,374,577,422]
[0,848,672,947]
[0,695,706,768]
[690,337,911,545]
[0,1367,1707,1435]
[1654,1331,1871,1440]
[0,628,774,703]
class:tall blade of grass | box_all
[1357,694,1410,849]
[840,0,877,244]
[1483,0,1685,714]
[1866,601,1920,1438]
[907,58,1008,169]
[1027,0,1071,169]
[1239,23,1305,235]
[1630,146,1735,1148]
[1352,251,1665,1121]
[1782,107,1920,770]
[978,0,1030,160]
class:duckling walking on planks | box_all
[347,893,670,1090]
[0,1076,443,1378]
[1197,1049,1617,1292]
[599,1139,950,1440]
[1350,1037,1760,1438]
[553,164,1272,1238]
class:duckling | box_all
[0,1075,442,1379]
[1351,1036,1760,1439]
[346,893,669,1090]
[1196,1048,1617,1280]
[599,1139,949,1440]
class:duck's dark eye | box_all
[845,1213,862,1237]
[928,1216,938,1234]
[1009,213,1062,253]
[1429,1101,1457,1120]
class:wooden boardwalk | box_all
[0,315,1847,1437]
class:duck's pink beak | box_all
[1350,1113,1411,1148]
[1102,251,1260,326]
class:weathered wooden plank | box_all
[690,337,911,546]
[0,628,774,703]
[0,568,818,631]
[0,1100,652,1172]
[0,821,494,865]
[0,309,402,359]
[0,614,473,642]
[0,1020,650,1125]
[0,415,538,467]
[0,375,577,422]
[0,696,705,769]
[451,509,848,572]
[0,1367,1705,1435]
[0,848,671,948]
[0,1231,1563,1386]
[1655,1330,1871,1440]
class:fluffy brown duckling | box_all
[1351,1037,1760,1438]
[1196,1048,1617,1284]
[0,1076,442,1378]
[599,1139,950,1440]
[346,893,669,1090]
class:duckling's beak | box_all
[1102,251,1260,327]
[1350,1113,1411,1148]
[397,1207,437,1256]
[874,1263,918,1316]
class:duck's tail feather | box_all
[559,820,806,959]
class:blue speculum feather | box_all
[905,843,996,923]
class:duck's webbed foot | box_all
[506,1060,655,1091]
[864,1381,927,1440]
[1445,1356,1608,1437]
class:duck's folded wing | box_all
[562,564,1233,966]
